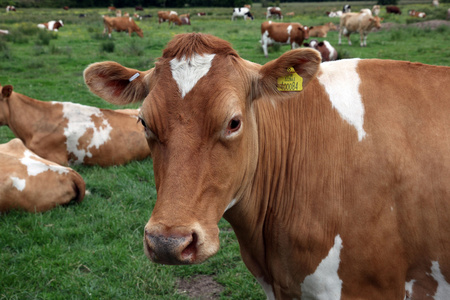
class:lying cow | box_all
[386,6,402,14]
[6,5,16,12]
[339,11,383,47]
[261,21,309,57]
[231,7,254,21]
[102,16,143,38]
[158,11,182,26]
[37,20,64,31]
[303,39,338,61]
[0,84,150,166]
[84,32,450,299]
[266,6,283,19]
[327,10,343,17]
[309,22,337,37]
[0,138,85,213]
[409,9,427,18]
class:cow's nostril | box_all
[181,232,198,261]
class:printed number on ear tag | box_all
[277,67,303,92]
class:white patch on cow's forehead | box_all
[170,53,215,98]
[256,277,275,300]
[10,176,26,191]
[58,102,112,164]
[405,279,415,298]
[20,150,69,176]
[430,261,450,299]
[300,234,343,299]
[317,59,366,141]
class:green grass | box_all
[1,2,449,299]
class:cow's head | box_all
[84,33,321,265]
[298,25,310,40]
[370,16,383,29]
[0,84,13,126]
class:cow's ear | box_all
[83,61,154,105]
[1,85,13,98]
[255,48,321,100]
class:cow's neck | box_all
[6,92,56,144]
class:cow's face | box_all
[0,84,13,125]
[84,33,321,265]
[371,16,383,29]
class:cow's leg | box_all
[347,34,352,45]
[359,30,365,47]
[261,32,270,57]
[338,29,342,45]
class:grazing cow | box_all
[343,4,351,13]
[180,13,191,25]
[158,11,182,26]
[409,10,427,18]
[0,84,150,167]
[37,20,64,32]
[309,22,337,37]
[386,6,402,14]
[6,5,16,12]
[103,16,143,38]
[231,7,254,21]
[0,138,85,213]
[261,21,309,57]
[339,11,383,46]
[266,7,283,19]
[135,5,144,11]
[303,39,338,61]
[372,5,381,16]
[84,32,450,299]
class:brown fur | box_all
[309,22,337,37]
[103,16,143,38]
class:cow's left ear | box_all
[255,48,321,100]
[84,61,154,105]
[1,85,13,98]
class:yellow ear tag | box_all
[277,67,303,92]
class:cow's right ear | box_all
[255,48,321,100]
[83,61,154,105]
[1,85,13,98]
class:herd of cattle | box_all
[3,4,450,300]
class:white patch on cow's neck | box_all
[224,198,237,213]
[10,176,26,191]
[20,150,69,176]
[405,279,415,299]
[430,261,450,299]
[58,102,113,164]
[300,234,343,299]
[256,277,275,300]
[318,59,366,141]
[170,53,215,98]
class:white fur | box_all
[317,59,366,141]
[301,234,343,299]
[20,150,68,176]
[323,41,337,60]
[256,277,276,300]
[10,176,26,191]
[224,198,237,213]
[405,279,415,298]
[170,53,215,98]
[430,261,450,299]
[58,102,113,164]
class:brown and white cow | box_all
[103,16,143,38]
[339,11,383,47]
[409,9,427,18]
[84,32,450,299]
[372,5,381,16]
[0,84,150,167]
[309,22,337,37]
[261,21,309,57]
[180,13,191,25]
[0,138,85,213]
[37,20,64,31]
[266,6,283,19]
[6,5,16,12]
[303,39,338,61]
[158,11,182,26]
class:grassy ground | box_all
[1,2,449,299]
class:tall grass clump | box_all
[36,30,57,46]
[123,40,145,56]
[100,40,115,53]
[0,38,11,59]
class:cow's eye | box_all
[138,117,147,128]
[138,117,156,140]
[225,117,242,136]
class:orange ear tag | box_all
[277,67,303,92]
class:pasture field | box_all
[1,2,449,299]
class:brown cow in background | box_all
[103,16,143,38]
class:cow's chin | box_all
[143,222,220,265]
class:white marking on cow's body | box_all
[323,41,336,60]
[300,234,343,299]
[20,150,68,176]
[256,277,276,300]
[430,261,450,299]
[10,176,26,191]
[170,53,215,98]
[405,279,415,299]
[317,59,366,141]
[58,102,113,164]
